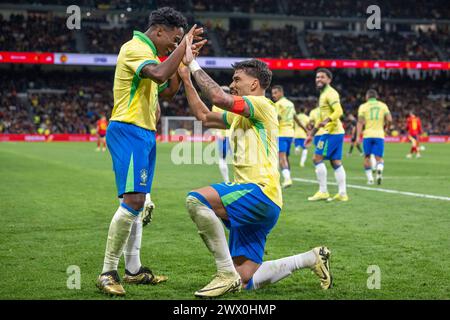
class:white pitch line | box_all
[292,178,450,201]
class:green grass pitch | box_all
[0,141,449,300]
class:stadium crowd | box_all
[1,12,449,60]
[9,0,450,18]
[1,70,448,136]
[305,31,441,61]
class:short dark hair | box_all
[316,68,333,80]
[272,85,284,92]
[231,59,272,90]
[366,89,378,99]
[148,7,188,30]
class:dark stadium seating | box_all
[1,70,448,135]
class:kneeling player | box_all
[356,90,391,185]
[179,56,332,298]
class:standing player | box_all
[305,68,348,202]
[96,115,108,152]
[347,114,363,156]
[179,57,332,298]
[356,90,392,185]
[96,7,205,296]
[272,86,307,188]
[272,85,295,188]
[294,106,310,167]
[212,86,231,183]
[406,111,422,158]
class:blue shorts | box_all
[363,138,384,157]
[315,134,344,161]
[278,137,293,155]
[313,135,322,146]
[294,138,305,149]
[106,121,156,197]
[217,137,230,159]
[210,182,281,264]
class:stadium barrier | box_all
[0,134,449,143]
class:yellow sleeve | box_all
[243,96,273,123]
[357,105,365,119]
[158,81,168,93]
[327,90,343,121]
[124,48,159,79]
[383,103,391,116]
[222,111,237,129]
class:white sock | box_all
[376,162,384,173]
[251,250,317,290]
[281,168,291,181]
[334,165,347,196]
[145,193,152,203]
[300,149,308,166]
[102,205,138,274]
[370,154,377,171]
[365,168,374,181]
[124,217,143,274]
[315,162,328,193]
[186,195,236,274]
[218,157,230,183]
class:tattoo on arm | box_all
[192,69,233,108]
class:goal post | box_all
[160,116,216,142]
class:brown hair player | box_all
[96,115,108,152]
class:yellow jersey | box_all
[275,97,295,138]
[358,98,391,138]
[317,85,345,135]
[223,95,282,208]
[212,105,229,138]
[111,30,163,131]
[294,113,310,139]
[309,107,324,136]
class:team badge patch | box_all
[140,169,148,185]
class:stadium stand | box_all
[0,2,448,136]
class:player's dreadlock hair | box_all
[148,7,188,30]
[366,89,379,99]
[316,68,333,80]
[232,59,272,89]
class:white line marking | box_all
[292,178,450,201]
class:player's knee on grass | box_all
[123,193,145,211]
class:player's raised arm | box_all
[141,24,206,84]
[159,40,207,100]
[182,37,251,118]
[178,65,227,129]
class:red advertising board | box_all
[1,134,447,143]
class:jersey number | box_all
[369,107,381,120]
